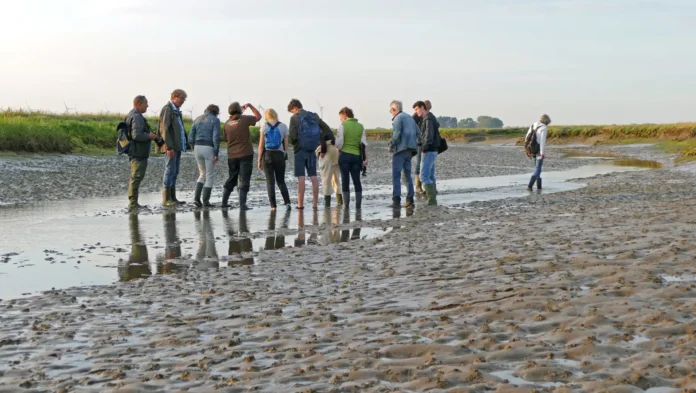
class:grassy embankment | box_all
[2,110,696,160]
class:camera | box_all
[155,136,165,147]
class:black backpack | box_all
[524,124,540,156]
[116,117,132,155]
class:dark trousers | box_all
[128,157,148,205]
[338,152,362,193]
[263,150,290,207]
[224,155,253,192]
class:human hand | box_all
[258,161,263,170]
[540,154,545,160]
[148,134,158,141]
[167,150,174,158]
[213,156,219,164]
[362,159,368,167]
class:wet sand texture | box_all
[2,158,696,391]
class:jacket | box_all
[189,111,221,156]
[390,111,419,154]
[126,109,153,159]
[288,110,330,154]
[420,112,441,153]
[158,102,186,153]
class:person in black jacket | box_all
[126,95,161,210]
[414,101,441,206]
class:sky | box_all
[1,0,695,128]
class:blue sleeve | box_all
[391,115,402,149]
[214,119,221,156]
[188,121,197,148]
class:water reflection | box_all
[340,210,362,242]
[223,210,254,266]
[264,209,291,250]
[157,211,182,274]
[118,213,152,282]
[193,210,218,269]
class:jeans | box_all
[194,145,216,188]
[263,150,291,207]
[163,150,181,188]
[294,150,317,177]
[420,151,438,185]
[338,152,362,193]
[533,158,544,178]
[128,157,148,205]
[224,155,253,192]
[414,147,422,175]
[392,150,414,199]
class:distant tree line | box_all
[436,116,504,129]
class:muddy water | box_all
[0,153,651,299]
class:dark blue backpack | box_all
[264,122,283,150]
[297,112,321,152]
[116,118,131,155]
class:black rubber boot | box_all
[194,182,204,207]
[527,176,537,191]
[202,187,215,207]
[355,192,362,210]
[221,188,232,208]
[536,178,542,190]
[324,195,331,208]
[390,197,401,208]
[171,188,186,205]
[239,189,252,211]
[343,191,350,210]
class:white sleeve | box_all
[335,124,345,150]
[539,125,547,156]
[361,126,368,146]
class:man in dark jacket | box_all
[287,98,332,210]
[126,95,160,210]
[414,101,441,206]
[159,89,188,206]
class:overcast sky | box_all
[1,0,694,128]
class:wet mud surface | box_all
[2,143,695,392]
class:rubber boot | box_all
[162,188,176,207]
[415,175,424,194]
[355,192,362,210]
[390,197,401,208]
[193,182,204,207]
[202,187,214,207]
[221,188,232,208]
[536,178,542,190]
[336,194,343,206]
[425,184,437,206]
[343,191,350,210]
[527,176,537,192]
[324,195,331,208]
[171,188,186,205]
[404,197,414,209]
[239,189,252,211]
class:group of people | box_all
[124,89,549,212]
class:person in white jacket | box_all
[526,114,551,190]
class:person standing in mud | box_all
[389,100,419,208]
[526,114,551,191]
[336,107,368,210]
[222,102,262,210]
[126,95,161,210]
[415,101,441,206]
[257,108,292,211]
[410,100,434,194]
[317,124,342,209]
[189,104,221,208]
[159,89,189,207]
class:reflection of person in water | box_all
[158,211,182,275]
[118,213,152,282]
[264,209,286,250]
[295,209,306,247]
[340,210,362,242]
[319,208,341,245]
[222,210,254,265]
[194,210,219,269]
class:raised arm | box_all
[246,103,262,122]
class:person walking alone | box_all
[415,101,441,206]
[159,89,189,206]
[189,104,221,207]
[222,102,261,210]
[257,108,292,211]
[526,114,551,191]
[335,107,368,210]
[389,100,419,208]
[126,95,161,210]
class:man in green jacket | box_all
[126,95,160,211]
[159,89,188,206]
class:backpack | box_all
[525,124,540,156]
[297,112,321,152]
[116,117,131,155]
[264,122,283,150]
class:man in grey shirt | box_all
[125,95,160,210]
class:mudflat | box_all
[1,144,695,392]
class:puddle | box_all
[630,335,651,345]
[490,370,565,388]
[644,388,678,393]
[662,274,696,283]
[612,159,663,168]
